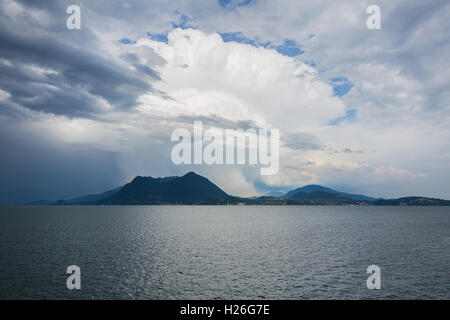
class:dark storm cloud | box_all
[0,0,167,204]
[0,122,125,205]
[0,1,157,118]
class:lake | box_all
[0,206,448,299]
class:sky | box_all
[0,0,449,204]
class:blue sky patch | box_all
[238,0,253,6]
[218,0,231,7]
[331,77,353,97]
[329,109,358,126]
[276,39,304,57]
[220,33,302,55]
[147,32,168,43]
[172,11,195,29]
[118,38,134,45]
[218,0,253,8]
[220,32,257,46]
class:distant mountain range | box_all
[45,172,450,206]
[263,191,286,198]
[55,187,122,205]
[283,185,376,201]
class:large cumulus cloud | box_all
[0,0,449,202]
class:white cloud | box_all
[2,0,450,200]
[375,165,425,179]
[135,28,347,132]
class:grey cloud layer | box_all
[0,1,158,118]
[0,0,449,202]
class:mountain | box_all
[284,184,376,201]
[56,187,122,205]
[284,185,336,197]
[49,172,449,206]
[101,172,228,205]
[263,191,285,198]
[373,197,450,206]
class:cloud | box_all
[0,0,449,201]
[0,119,125,204]
[375,165,425,179]
[135,28,346,132]
[337,148,364,154]
[283,133,323,151]
[173,114,259,131]
[0,0,157,118]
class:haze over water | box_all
[0,206,448,299]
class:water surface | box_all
[0,206,448,299]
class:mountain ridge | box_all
[101,171,229,205]
[48,172,449,206]
[284,184,376,201]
